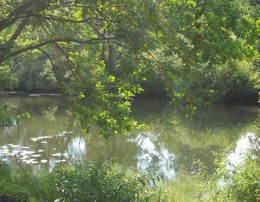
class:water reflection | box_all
[0,95,259,179]
[215,132,260,187]
[128,133,175,179]
[67,137,87,162]
[227,132,259,168]
[0,131,87,167]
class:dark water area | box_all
[0,94,259,178]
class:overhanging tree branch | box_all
[5,37,116,62]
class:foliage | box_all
[196,154,260,202]
[159,173,201,202]
[54,162,159,202]
[0,65,15,89]
[0,161,160,202]
[157,150,260,202]
[195,61,259,103]
[213,62,259,102]
[0,100,30,128]
[228,159,260,202]
[0,105,15,128]
[13,52,58,91]
[0,0,259,136]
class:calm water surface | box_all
[0,95,259,178]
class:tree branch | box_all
[6,37,115,60]
[7,17,30,46]
[37,47,63,89]
[29,13,106,24]
[0,2,30,32]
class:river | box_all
[0,94,259,179]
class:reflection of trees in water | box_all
[0,97,139,168]
[1,97,259,178]
[128,133,176,179]
[182,105,258,132]
[80,130,138,166]
[0,100,84,168]
[172,144,221,174]
[137,105,259,176]
[0,95,68,116]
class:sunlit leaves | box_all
[108,75,115,83]
[78,91,85,98]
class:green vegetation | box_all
[0,161,160,202]
[0,66,15,90]
[159,153,260,202]
[0,0,259,201]
[196,155,260,202]
[0,153,259,202]
[0,105,14,128]
[159,173,202,202]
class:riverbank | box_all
[2,88,259,106]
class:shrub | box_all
[197,153,260,202]
[211,61,258,103]
[0,162,160,202]
[226,158,260,202]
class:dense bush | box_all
[228,159,260,202]
[211,61,259,103]
[0,162,159,202]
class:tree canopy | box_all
[0,0,259,137]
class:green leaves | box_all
[0,161,159,201]
[0,105,14,128]
[0,65,15,89]
[197,154,260,202]
[0,0,259,135]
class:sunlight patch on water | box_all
[30,135,53,142]
[0,130,86,167]
[0,144,44,165]
[128,133,175,179]
[56,131,74,137]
